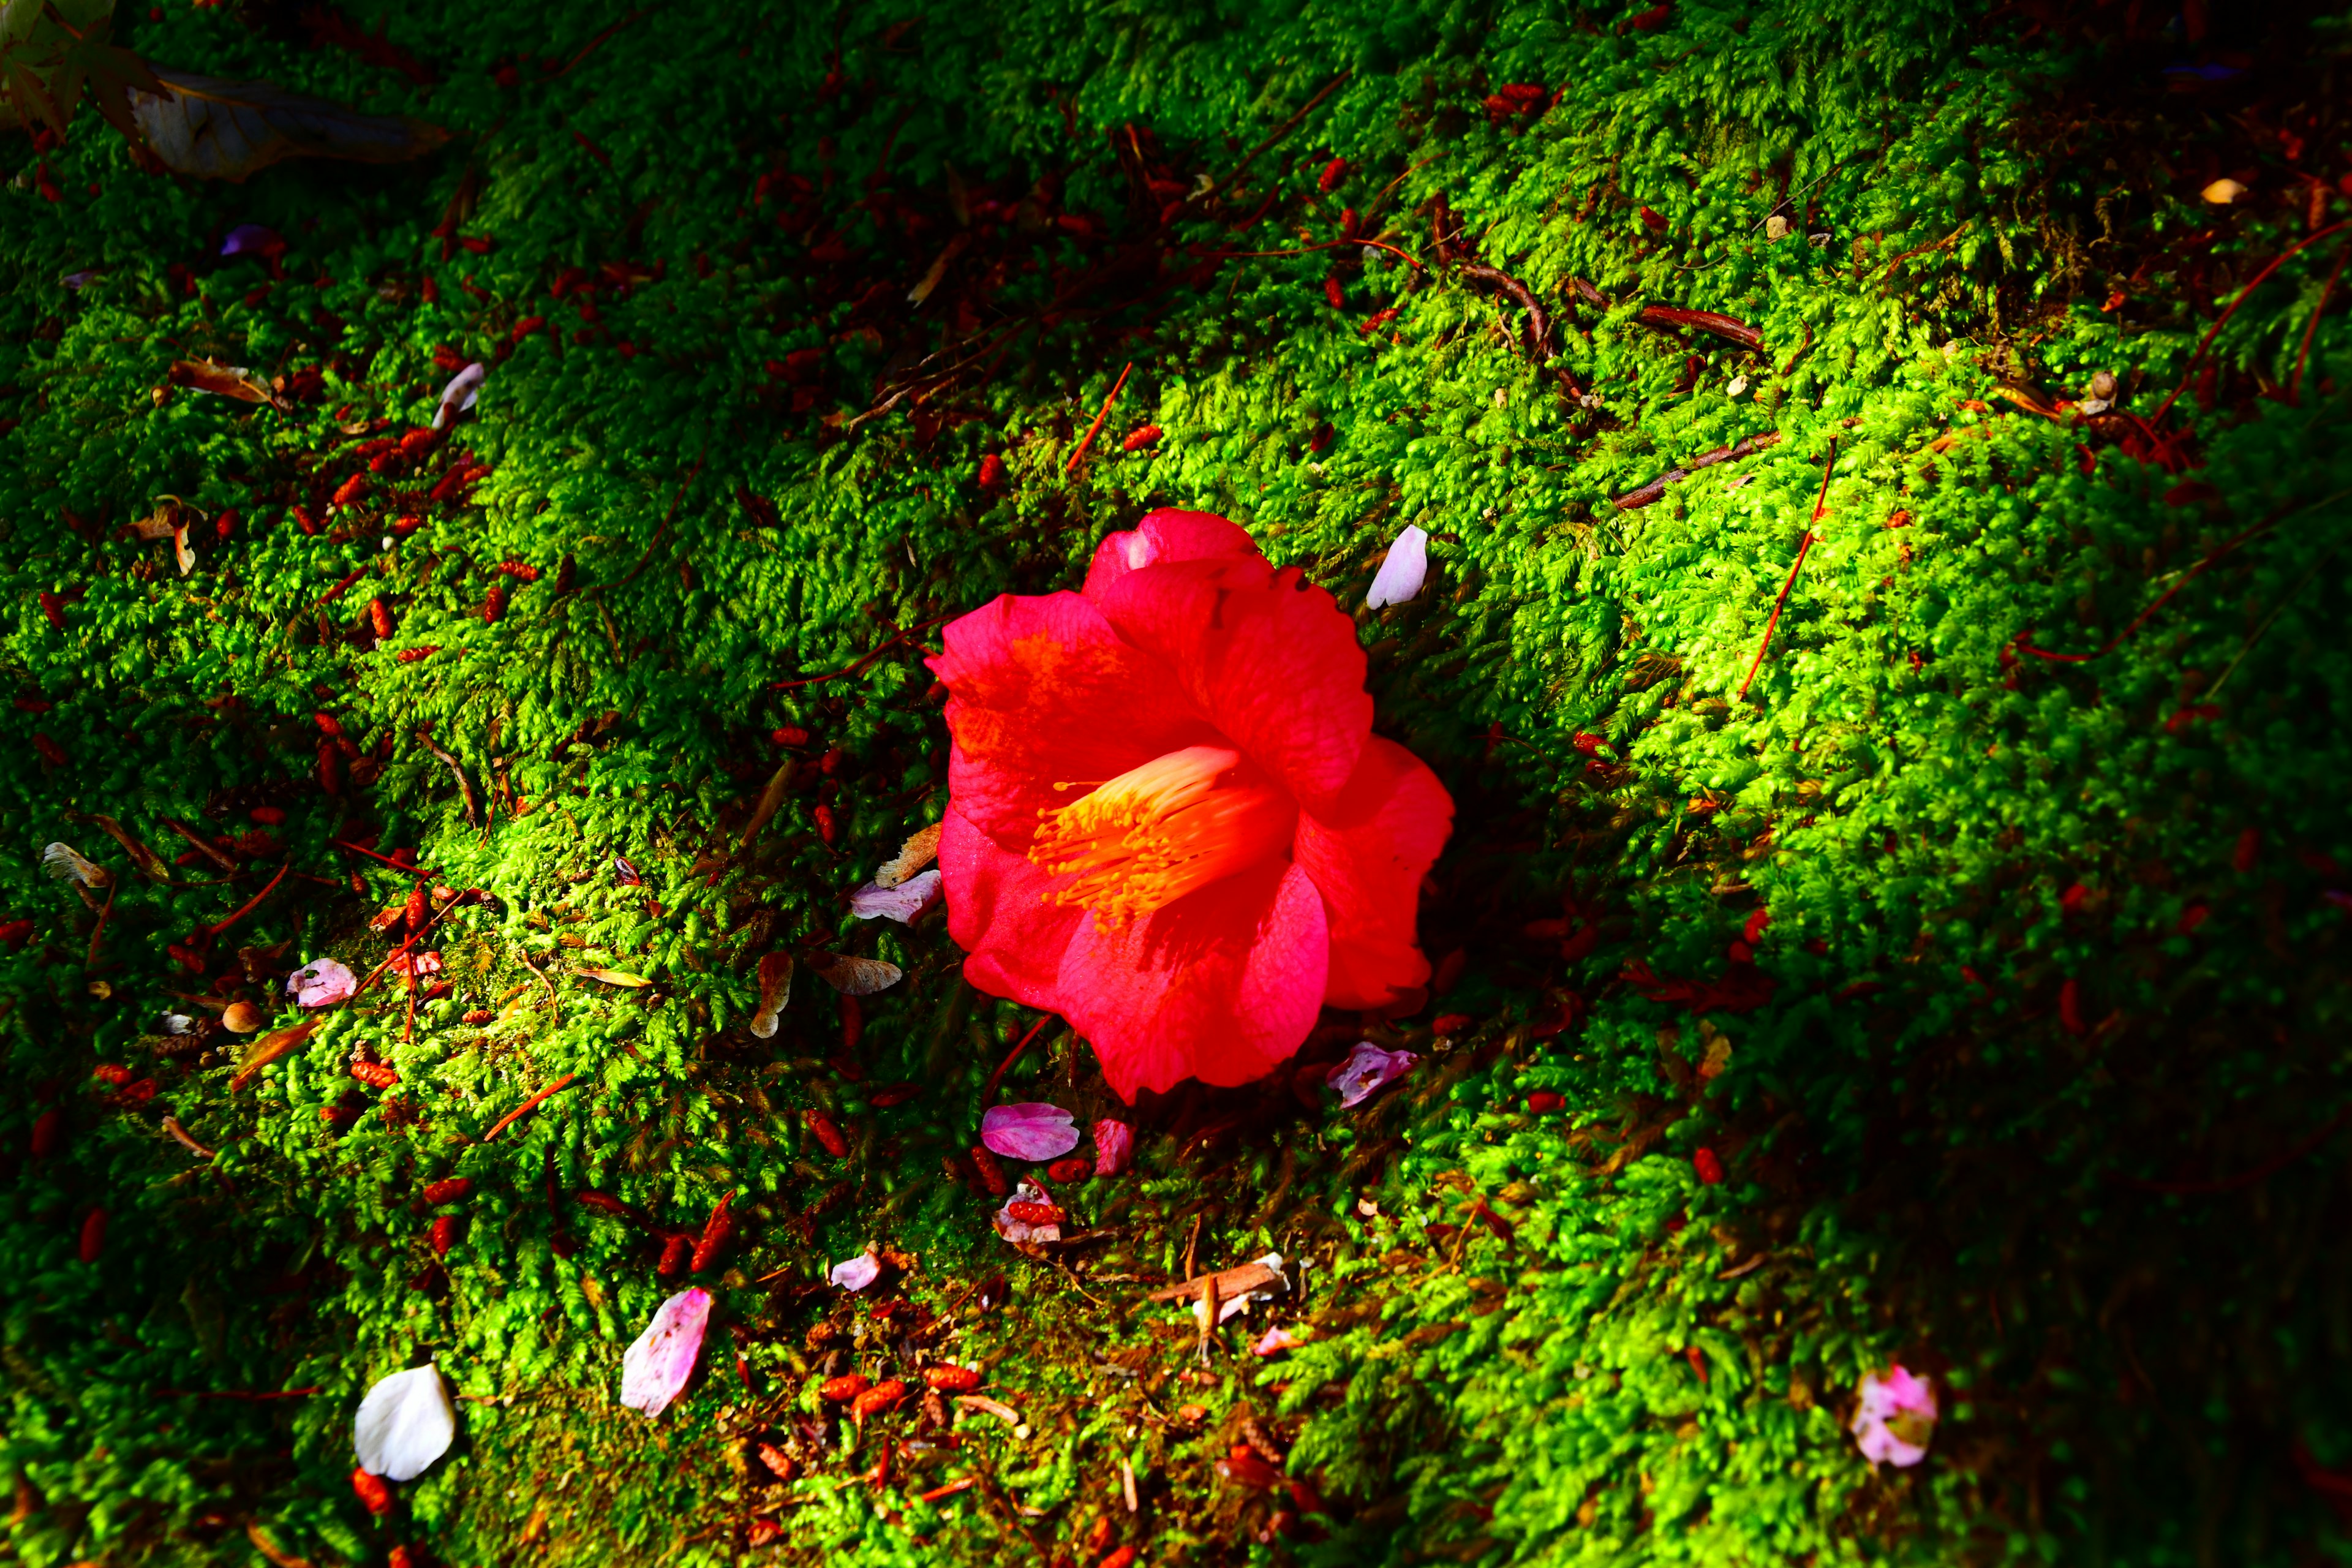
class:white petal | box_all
[848,868,943,923]
[353,1364,455,1482]
[829,1251,881,1291]
[432,363,486,431]
[1365,525,1429,609]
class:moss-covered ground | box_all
[6,0,2352,1562]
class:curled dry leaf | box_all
[41,842,110,890]
[620,1287,712,1419]
[165,358,288,410]
[873,821,944,889]
[132,69,451,183]
[577,967,651,988]
[848,867,941,924]
[739,760,793,848]
[75,813,171,883]
[230,1017,322,1091]
[981,1102,1080,1163]
[1366,524,1430,609]
[748,951,794,1039]
[807,952,902,995]
[352,1363,455,1482]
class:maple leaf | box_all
[129,69,448,181]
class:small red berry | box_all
[1693,1147,1724,1185]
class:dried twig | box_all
[483,1072,579,1142]
[1736,440,1837,702]
[1191,71,1351,211]
[2152,219,2349,423]
[1065,362,1133,475]
[416,728,481,827]
[208,863,288,935]
[1460,265,1553,358]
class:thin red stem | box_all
[333,839,434,876]
[2290,238,2351,405]
[981,1014,1056,1104]
[483,1072,579,1142]
[1736,441,1837,701]
[1065,362,1133,475]
[208,863,288,935]
[2151,219,2348,424]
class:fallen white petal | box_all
[620,1287,712,1420]
[432,363,486,431]
[353,1363,456,1482]
[1365,524,1429,609]
[848,868,942,923]
[829,1251,882,1291]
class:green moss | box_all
[4,0,2351,1564]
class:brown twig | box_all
[516,944,560,1022]
[1200,235,1425,271]
[551,6,649,78]
[1192,70,1351,211]
[1460,265,1553,358]
[416,728,481,827]
[483,1072,579,1142]
[766,614,956,692]
[1736,440,1837,701]
[604,457,707,593]
[981,1014,1057,1105]
[207,863,288,935]
[85,878,117,968]
[162,1115,215,1158]
[2152,219,2350,423]
[1065,362,1133,475]
[1611,431,1782,510]
[162,816,239,873]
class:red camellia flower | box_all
[930,509,1453,1099]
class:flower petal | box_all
[353,1364,455,1482]
[1090,1118,1134,1177]
[981,1102,1081,1162]
[940,806,1083,1010]
[620,1287,711,1420]
[432,363,484,431]
[1327,1041,1416,1107]
[829,1251,881,1292]
[1060,859,1329,1099]
[849,867,942,923]
[1081,508,1263,601]
[1091,556,1370,815]
[1365,524,1430,608]
[287,957,358,1008]
[1294,737,1454,1009]
[928,590,1210,847]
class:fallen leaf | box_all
[1327,1041,1417,1107]
[807,952,902,995]
[166,358,288,410]
[748,951,793,1038]
[873,820,944,888]
[41,842,110,889]
[1144,1254,1288,1305]
[577,967,651,987]
[739,760,792,847]
[130,68,450,183]
[230,1017,322,1091]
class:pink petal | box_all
[1090,1118,1134,1177]
[433,363,485,431]
[1365,524,1429,608]
[1327,1041,1416,1107]
[1253,1325,1302,1357]
[619,1287,711,1420]
[287,957,357,1008]
[849,867,943,923]
[981,1102,1080,1162]
[829,1251,881,1292]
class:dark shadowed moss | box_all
[4,1,2351,1564]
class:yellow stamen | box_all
[1029,745,1295,929]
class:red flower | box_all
[930,509,1454,1099]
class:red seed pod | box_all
[429,1213,460,1257]
[840,995,863,1054]
[352,1061,401,1088]
[969,1144,1009,1196]
[114,1079,157,1107]
[461,1009,492,1025]
[250,805,287,825]
[403,881,429,933]
[397,646,441,664]
[814,802,838,845]
[317,741,344,796]
[771,725,810,747]
[1323,275,1344,310]
[29,1107,62,1158]
[575,1189,635,1218]
[1099,1548,1139,1568]
[333,473,368,508]
[496,560,541,582]
[2059,978,2087,1036]
[818,1373,870,1403]
[850,1379,907,1422]
[295,505,322,535]
[512,315,547,343]
[482,584,506,624]
[1359,307,1399,334]
[389,1547,415,1568]
[1046,1156,1091,1183]
[38,591,65,631]
[0,918,33,949]
[1005,1200,1066,1225]
[369,597,395,639]
[2233,827,2261,874]
[804,1110,848,1158]
[1287,1478,1327,1517]
[315,711,346,739]
[818,747,846,775]
[1526,1090,1564,1115]
[554,554,576,595]
[421,1177,472,1205]
[432,344,469,372]
[756,1442,797,1482]
[79,1207,107,1263]
[976,453,1006,491]
[1741,908,1770,946]
[692,1191,736,1272]
[31,734,67,766]
[93,1063,134,1086]
[657,1233,691,1278]
[1219,1446,1285,1488]
[399,428,437,456]
[923,1363,982,1392]
[1317,155,1348,192]
[1692,1147,1724,1185]
[352,1467,393,1516]
[1120,424,1163,452]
